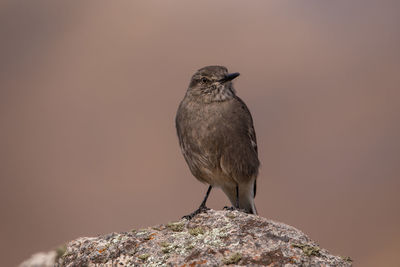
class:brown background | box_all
[1,1,399,266]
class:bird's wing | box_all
[234,96,258,156]
[229,96,259,197]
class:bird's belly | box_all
[185,120,236,186]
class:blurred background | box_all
[1,1,399,266]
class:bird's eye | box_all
[201,77,209,83]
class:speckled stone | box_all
[21,210,352,266]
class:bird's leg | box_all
[223,184,248,213]
[235,184,239,209]
[182,185,212,220]
[199,185,212,208]
[223,184,240,211]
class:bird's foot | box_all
[182,205,209,220]
[223,206,249,214]
[223,206,236,211]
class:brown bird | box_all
[176,65,260,219]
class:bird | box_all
[175,65,260,219]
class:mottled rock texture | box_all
[20,209,352,266]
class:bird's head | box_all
[187,65,240,102]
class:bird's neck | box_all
[187,86,236,103]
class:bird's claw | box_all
[223,206,249,213]
[182,206,209,220]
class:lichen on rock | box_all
[20,209,352,266]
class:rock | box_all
[20,209,352,266]
[19,251,57,267]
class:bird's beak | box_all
[219,72,240,83]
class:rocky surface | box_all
[20,209,352,266]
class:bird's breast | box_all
[182,100,232,141]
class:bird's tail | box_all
[238,178,257,215]
[222,177,258,215]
